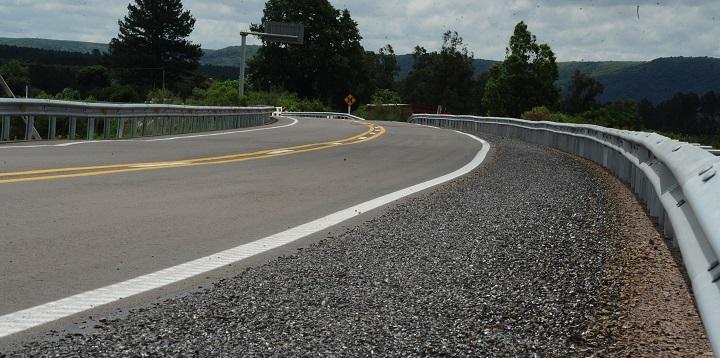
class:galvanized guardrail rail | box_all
[280,112,366,121]
[0,98,275,142]
[411,114,720,353]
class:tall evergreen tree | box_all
[248,0,368,107]
[483,21,560,117]
[107,0,202,93]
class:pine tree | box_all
[108,0,202,93]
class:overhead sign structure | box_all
[345,94,356,114]
[263,22,305,45]
[238,22,305,97]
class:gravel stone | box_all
[2,135,706,357]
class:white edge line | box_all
[0,117,299,149]
[0,132,489,338]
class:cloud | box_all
[1,0,718,60]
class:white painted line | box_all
[0,132,489,339]
[267,149,294,155]
[357,137,368,140]
[331,142,343,145]
[0,118,299,149]
[128,162,191,168]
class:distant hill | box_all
[0,37,259,68]
[202,46,260,67]
[2,37,719,103]
[396,54,496,80]
[0,37,108,54]
[588,57,720,103]
[398,55,720,103]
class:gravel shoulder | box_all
[2,135,710,357]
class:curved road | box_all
[0,116,483,342]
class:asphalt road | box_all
[0,116,482,342]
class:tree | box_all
[0,60,30,95]
[400,31,477,114]
[248,0,368,108]
[77,65,111,94]
[363,45,399,92]
[483,21,560,117]
[107,0,202,93]
[564,70,604,114]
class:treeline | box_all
[522,70,720,146]
[0,44,239,97]
[640,93,719,137]
[0,44,102,66]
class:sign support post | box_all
[239,22,304,97]
[344,94,357,115]
[239,33,248,97]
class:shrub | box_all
[146,89,183,104]
[522,106,577,123]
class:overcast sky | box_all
[1,0,718,61]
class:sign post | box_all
[344,94,357,114]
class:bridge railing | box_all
[0,98,275,142]
[280,112,366,121]
[411,113,720,353]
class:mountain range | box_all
[2,37,719,103]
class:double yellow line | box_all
[0,123,386,185]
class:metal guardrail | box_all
[0,98,275,142]
[280,112,366,121]
[411,114,720,354]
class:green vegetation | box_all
[564,70,604,114]
[0,60,29,95]
[523,91,720,146]
[400,31,480,114]
[248,0,370,107]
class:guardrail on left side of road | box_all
[0,98,275,142]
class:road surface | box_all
[0,116,483,341]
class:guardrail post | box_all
[103,118,111,139]
[117,118,125,139]
[2,116,10,141]
[48,116,57,140]
[142,118,148,137]
[69,118,76,140]
[25,116,35,140]
[86,118,95,140]
[130,118,138,138]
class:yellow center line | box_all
[0,124,386,185]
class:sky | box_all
[1,0,719,61]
